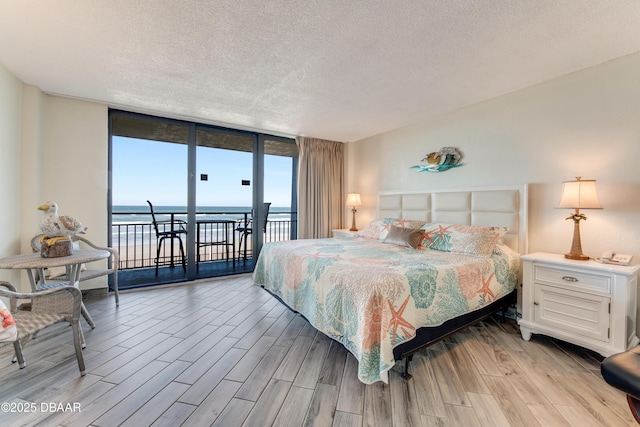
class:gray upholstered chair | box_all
[31,234,119,306]
[0,281,87,375]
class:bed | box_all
[253,186,528,384]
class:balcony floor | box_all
[116,259,255,290]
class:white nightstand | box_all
[332,229,359,239]
[519,252,639,356]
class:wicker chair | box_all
[0,281,86,375]
[31,234,119,306]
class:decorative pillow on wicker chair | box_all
[0,299,17,342]
[420,223,508,257]
[382,225,424,249]
[359,218,426,240]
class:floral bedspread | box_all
[253,237,519,384]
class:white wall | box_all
[20,85,45,256]
[348,52,640,261]
[0,64,23,286]
[0,66,109,291]
[39,96,109,241]
[29,96,109,290]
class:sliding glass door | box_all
[109,110,297,288]
[194,127,255,277]
[264,138,298,242]
[110,113,191,286]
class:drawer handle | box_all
[562,276,579,282]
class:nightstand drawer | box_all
[534,266,611,294]
[534,284,610,342]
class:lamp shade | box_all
[346,193,362,207]
[558,178,602,210]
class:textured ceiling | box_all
[1,1,639,142]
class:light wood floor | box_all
[0,274,635,427]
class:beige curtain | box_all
[296,136,345,239]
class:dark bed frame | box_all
[262,286,517,381]
[392,289,516,379]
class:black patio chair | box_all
[236,202,271,260]
[147,200,187,275]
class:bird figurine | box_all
[38,202,87,244]
[425,152,441,168]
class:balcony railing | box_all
[112,210,296,270]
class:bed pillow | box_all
[420,223,507,257]
[359,218,426,240]
[382,225,424,249]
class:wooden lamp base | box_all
[350,207,358,232]
[564,218,589,261]
[564,253,590,261]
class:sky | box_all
[112,136,293,208]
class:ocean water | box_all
[111,206,294,244]
[112,205,293,224]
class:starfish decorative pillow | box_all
[0,299,17,342]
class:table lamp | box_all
[346,193,362,232]
[558,177,602,260]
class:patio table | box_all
[196,219,236,268]
[0,249,110,328]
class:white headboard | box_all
[378,185,528,254]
